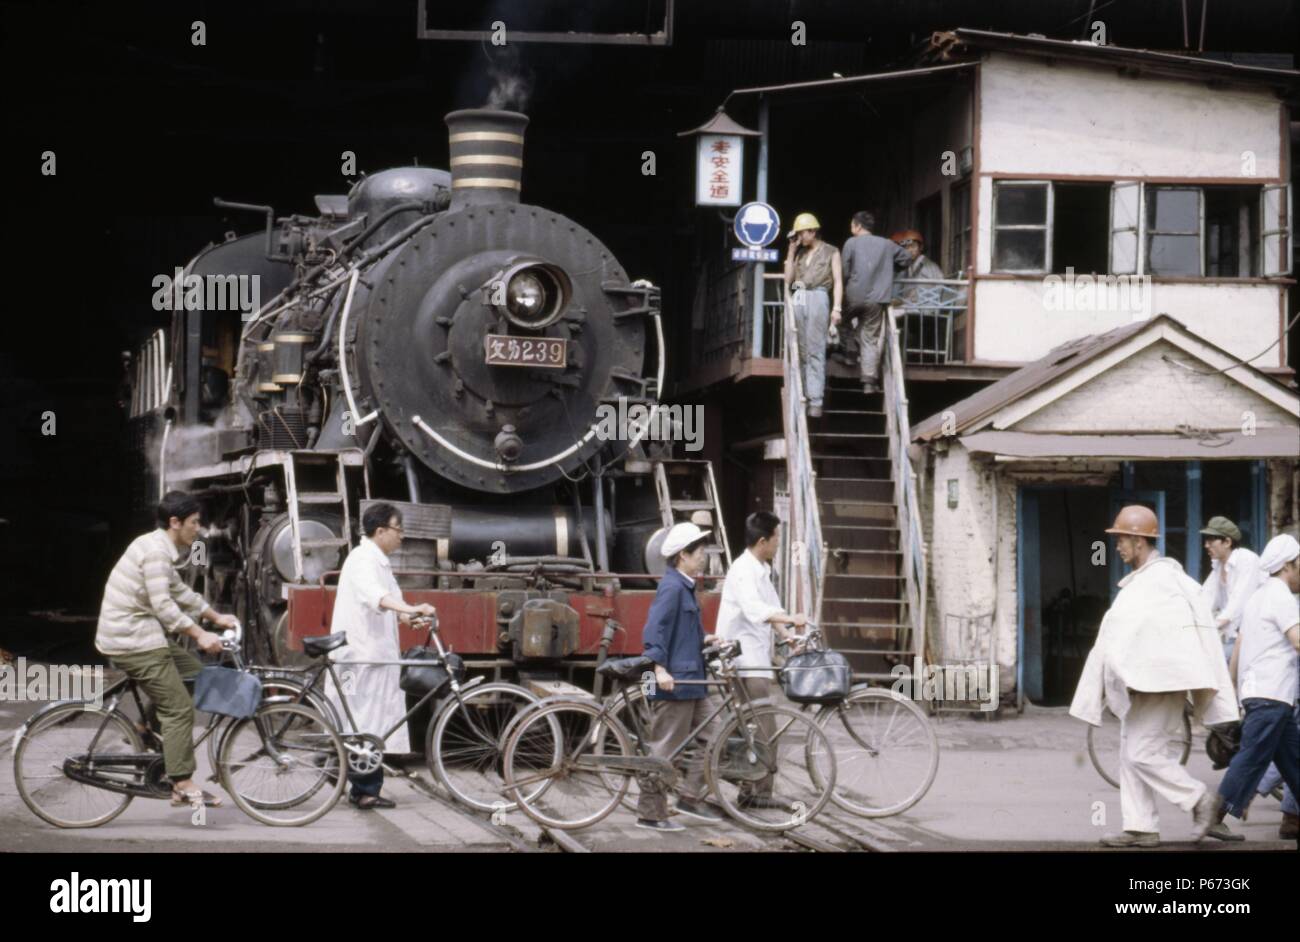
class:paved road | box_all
[1,672,1293,852]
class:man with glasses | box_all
[326,502,436,809]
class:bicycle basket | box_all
[718,734,776,784]
[779,649,851,705]
[194,666,263,719]
[399,648,465,697]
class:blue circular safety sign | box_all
[734,202,781,249]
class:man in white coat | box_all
[1070,505,1238,847]
[327,502,435,809]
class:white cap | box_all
[661,521,711,558]
[1258,533,1300,575]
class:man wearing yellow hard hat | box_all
[1070,505,1238,847]
[782,212,842,418]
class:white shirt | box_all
[716,549,785,678]
[1236,576,1300,705]
[325,537,409,751]
[1200,547,1263,645]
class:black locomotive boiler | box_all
[125,108,727,669]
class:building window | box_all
[1205,186,1260,277]
[1146,186,1202,276]
[1052,182,1110,274]
[993,180,1291,278]
[949,179,971,276]
[992,181,1051,273]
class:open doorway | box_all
[1019,486,1112,706]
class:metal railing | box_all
[882,306,928,663]
[779,284,825,621]
[892,278,967,365]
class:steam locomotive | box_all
[124,108,728,680]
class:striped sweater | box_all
[96,529,208,655]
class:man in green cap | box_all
[1199,516,1262,663]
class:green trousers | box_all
[111,640,202,781]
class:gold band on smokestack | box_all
[445,109,529,210]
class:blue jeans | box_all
[1217,698,1300,819]
[349,767,383,799]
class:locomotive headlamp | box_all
[507,273,545,317]
[492,259,571,331]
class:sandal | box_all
[349,793,395,810]
[171,788,223,808]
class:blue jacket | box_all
[642,567,707,701]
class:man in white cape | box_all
[1070,505,1238,847]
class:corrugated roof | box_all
[912,313,1298,443]
[913,317,1160,441]
[931,28,1300,89]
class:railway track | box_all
[393,765,898,853]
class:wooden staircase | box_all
[809,380,912,681]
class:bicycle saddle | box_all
[596,655,655,682]
[301,632,348,658]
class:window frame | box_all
[1145,185,1205,277]
[991,180,1054,275]
[949,177,972,277]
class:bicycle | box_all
[498,639,837,832]
[606,625,940,818]
[279,615,546,813]
[1086,700,1193,789]
[13,625,348,828]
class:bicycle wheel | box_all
[501,699,633,830]
[817,687,939,817]
[218,702,346,826]
[602,684,656,812]
[1086,704,1193,789]
[428,682,543,813]
[13,702,143,828]
[206,674,341,774]
[707,705,837,832]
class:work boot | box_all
[1281,813,1299,840]
[1192,789,1222,842]
[1100,830,1160,848]
[1205,821,1244,842]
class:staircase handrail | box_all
[882,305,928,664]
[779,284,824,619]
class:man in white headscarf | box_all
[1070,505,1238,847]
[1203,534,1300,840]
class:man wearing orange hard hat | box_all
[1070,504,1239,847]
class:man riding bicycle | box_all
[95,491,239,808]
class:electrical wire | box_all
[1159,308,1300,377]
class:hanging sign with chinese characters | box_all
[678,109,760,209]
[695,133,743,206]
[484,334,567,369]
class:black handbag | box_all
[399,648,465,697]
[193,666,263,719]
[779,649,852,705]
[1206,721,1242,770]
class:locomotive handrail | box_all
[338,268,379,428]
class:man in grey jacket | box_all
[842,211,910,392]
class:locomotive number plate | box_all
[484,334,567,369]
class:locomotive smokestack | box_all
[445,108,528,211]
